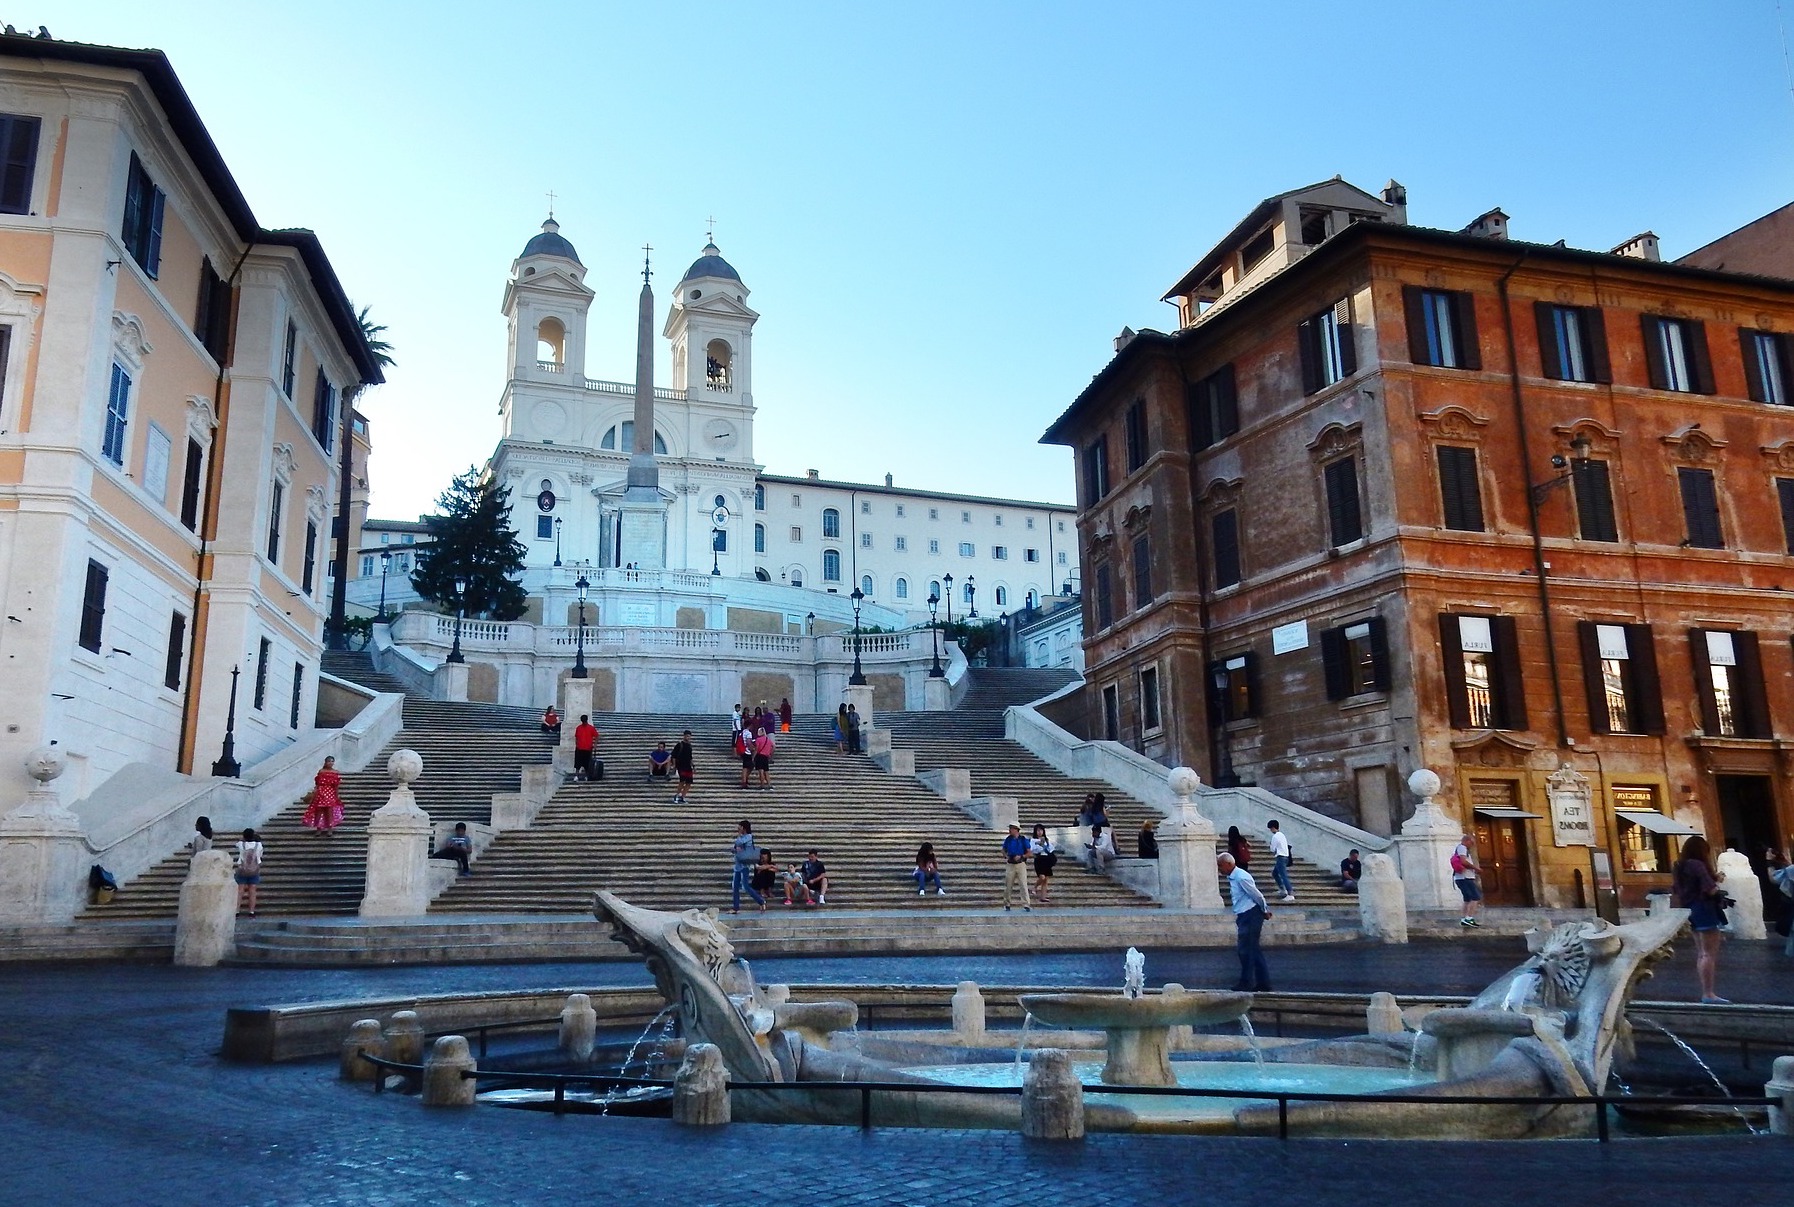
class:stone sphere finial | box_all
[1167,766,1201,797]
[387,748,424,785]
[25,744,66,784]
[1408,768,1441,799]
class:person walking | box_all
[302,756,343,837]
[914,843,945,895]
[1671,835,1728,1002]
[730,820,763,914]
[1226,825,1252,870]
[672,730,695,804]
[754,726,775,789]
[573,715,599,781]
[1001,823,1033,912]
[731,703,744,738]
[846,705,863,755]
[189,815,214,857]
[779,697,793,734]
[1267,819,1294,902]
[1031,824,1058,903]
[1219,851,1272,991]
[234,828,265,917]
[1451,834,1483,927]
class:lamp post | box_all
[966,574,978,619]
[942,572,954,628]
[927,592,944,677]
[572,573,589,679]
[210,663,243,777]
[446,576,467,663]
[376,550,391,623]
[1212,662,1238,788]
[848,587,867,686]
[711,528,722,576]
[805,611,815,636]
[553,516,563,567]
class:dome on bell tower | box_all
[679,240,741,284]
[521,216,581,265]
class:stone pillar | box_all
[842,683,874,730]
[917,768,971,803]
[0,746,90,925]
[437,660,469,703]
[1358,852,1409,944]
[560,993,598,1061]
[874,750,916,776]
[923,676,951,712]
[864,727,893,758]
[520,764,561,805]
[173,849,239,966]
[1716,849,1767,940]
[1394,769,1462,911]
[384,1010,426,1065]
[951,981,985,1041]
[1766,1054,1794,1137]
[360,750,432,917]
[671,1042,731,1126]
[1154,768,1223,909]
[1366,991,1405,1037]
[421,1035,478,1106]
[1021,1048,1084,1140]
[560,677,595,746]
[340,1018,385,1081]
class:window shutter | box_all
[1367,616,1390,691]
[1298,317,1322,394]
[1439,613,1472,728]
[1215,364,1239,438]
[1626,623,1665,735]
[1242,651,1261,719]
[145,188,165,279]
[1577,621,1611,733]
[1584,307,1613,383]
[1403,286,1430,365]
[1534,302,1563,379]
[1211,509,1240,589]
[1188,382,1214,451]
[1775,333,1794,402]
[1572,459,1618,541]
[1325,458,1363,545]
[1320,626,1350,700]
[180,439,204,532]
[1436,445,1484,531]
[1335,303,1358,378]
[1688,628,1721,734]
[122,154,144,251]
[0,115,39,213]
[1678,467,1722,548]
[1451,291,1482,370]
[1641,316,1669,390]
[164,612,186,691]
[1491,614,1528,730]
[1779,479,1794,554]
[79,561,109,653]
[1741,328,1768,403]
[1734,631,1772,738]
[1685,319,1715,394]
[1206,659,1227,723]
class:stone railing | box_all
[370,625,441,696]
[535,360,565,374]
[579,377,688,404]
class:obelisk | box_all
[617,246,667,570]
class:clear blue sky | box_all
[44,1,1794,518]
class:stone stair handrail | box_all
[370,624,441,696]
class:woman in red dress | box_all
[302,755,344,836]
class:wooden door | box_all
[1473,816,1533,906]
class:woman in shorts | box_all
[1672,835,1729,1003]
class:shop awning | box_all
[1615,810,1702,836]
[1473,807,1543,820]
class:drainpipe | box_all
[1497,253,1571,748]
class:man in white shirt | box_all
[1219,851,1272,991]
[1268,820,1295,902]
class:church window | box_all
[861,575,874,596]
[790,526,802,542]
[958,542,975,557]
[790,571,803,587]
[1024,548,1040,562]
[714,528,728,552]
[754,485,765,511]
[754,523,765,553]
[600,422,668,454]
[541,479,553,491]
[536,317,565,366]
[995,587,1008,607]
[822,509,841,539]
[930,579,941,599]
[895,578,909,599]
[705,339,733,392]
[993,546,1008,560]
[823,550,841,582]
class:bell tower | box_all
[665,238,759,464]
[500,217,594,442]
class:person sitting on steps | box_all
[647,741,671,779]
[1086,823,1116,873]
[914,842,944,895]
[541,705,560,738]
[433,822,474,876]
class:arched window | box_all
[995,586,1008,607]
[754,567,771,581]
[536,317,565,365]
[822,550,841,582]
[860,574,874,596]
[822,508,840,539]
[895,577,909,600]
[754,484,765,511]
[600,422,667,454]
[1025,589,1039,609]
[929,579,941,601]
[714,494,726,509]
[754,523,765,553]
[705,338,733,391]
[540,478,553,492]
[963,582,974,604]
[790,571,804,587]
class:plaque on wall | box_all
[1271,621,1309,654]
[619,600,657,627]
[1546,763,1595,847]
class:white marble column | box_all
[1394,769,1462,911]
[1154,767,1223,909]
[359,750,432,917]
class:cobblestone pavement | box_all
[0,938,1785,1205]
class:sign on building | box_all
[1545,763,1595,847]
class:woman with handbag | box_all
[301,756,343,837]
[1030,824,1058,903]
[1671,835,1729,1003]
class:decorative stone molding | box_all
[1307,421,1363,463]
[272,441,297,481]
[1449,729,1541,768]
[1417,405,1491,442]
[304,483,330,520]
[185,395,219,443]
[1659,425,1727,465]
[1198,477,1244,508]
[568,472,593,486]
[1551,419,1621,455]
[110,311,153,371]
[1121,503,1152,530]
[1760,440,1794,473]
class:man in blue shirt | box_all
[1219,851,1272,991]
[1001,824,1033,911]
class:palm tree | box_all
[327,305,396,648]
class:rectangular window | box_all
[142,423,172,507]
[1741,328,1793,405]
[1102,683,1120,742]
[860,532,873,549]
[962,510,971,523]
[1025,516,1034,529]
[928,538,939,555]
[1435,445,1485,532]
[860,500,871,515]
[895,536,907,551]
[360,554,375,578]
[266,481,284,563]
[1439,613,1527,730]
[1298,300,1356,394]
[162,611,187,691]
[1534,303,1611,383]
[822,550,840,581]
[994,514,1003,527]
[1577,621,1663,735]
[958,541,975,557]
[754,523,766,553]
[1323,457,1363,546]
[302,522,318,593]
[1780,478,1794,554]
[253,638,271,710]
[1131,535,1152,606]
[822,510,840,538]
[103,364,131,466]
[1403,286,1481,369]
[312,368,336,453]
[896,504,905,517]
[1023,547,1039,562]
[1125,399,1148,472]
[0,326,10,414]
[78,560,108,654]
[791,494,801,507]
[1095,564,1114,629]
[1211,508,1241,589]
[194,258,231,363]
[1140,665,1162,732]
[0,113,40,214]
[1082,436,1111,502]
[180,439,204,532]
[120,153,166,277]
[535,514,553,539]
[1572,459,1618,542]
[1209,652,1259,721]
[929,508,939,520]
[790,526,802,542]
[290,662,304,730]
[281,321,298,398]
[1677,467,1723,548]
[1641,315,1714,394]
[992,545,1008,560]
[1691,629,1770,738]
[1057,551,1067,564]
[1187,364,1239,451]
[1321,617,1390,699]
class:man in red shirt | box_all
[573,714,600,781]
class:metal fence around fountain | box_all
[352,1054,1778,1141]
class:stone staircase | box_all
[320,650,409,695]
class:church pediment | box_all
[503,267,594,309]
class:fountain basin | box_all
[1018,991,1253,1085]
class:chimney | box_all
[1113,326,1137,354]
[884,473,893,487]
[1611,231,1661,262]
[1462,208,1509,240]
[806,468,820,480]
[1381,179,1408,224]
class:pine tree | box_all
[410,466,529,620]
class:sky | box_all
[40,0,1794,519]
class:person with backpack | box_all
[1451,835,1482,928]
[672,730,696,805]
[235,828,265,917]
[730,820,763,913]
[754,726,775,789]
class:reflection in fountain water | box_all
[1237,1014,1264,1066]
[1632,1017,1759,1135]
